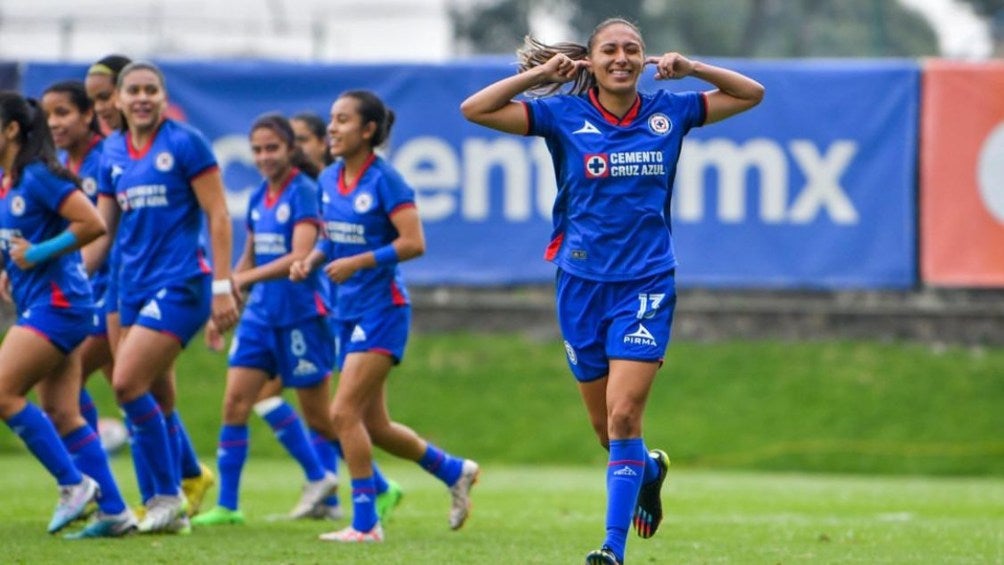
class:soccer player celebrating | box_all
[84,55,217,520]
[94,61,239,533]
[0,91,134,537]
[291,90,479,543]
[461,18,764,565]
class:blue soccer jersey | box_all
[242,169,329,327]
[316,154,413,319]
[524,88,707,282]
[98,119,216,295]
[62,135,110,303]
[0,162,93,313]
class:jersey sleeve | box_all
[523,96,558,137]
[292,179,321,224]
[34,167,79,213]
[174,124,218,180]
[674,91,708,130]
[97,153,115,198]
[377,167,416,216]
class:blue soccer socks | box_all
[6,403,82,486]
[63,425,127,515]
[216,424,249,511]
[604,438,647,562]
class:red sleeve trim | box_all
[388,202,416,218]
[189,164,220,183]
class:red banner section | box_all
[921,60,1004,286]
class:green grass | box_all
[1,456,1001,564]
[4,333,1002,475]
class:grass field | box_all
[1,456,1001,564]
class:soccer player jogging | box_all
[0,91,135,537]
[84,55,217,520]
[42,80,114,432]
[94,61,239,533]
[461,18,764,565]
[290,91,479,543]
[193,113,342,526]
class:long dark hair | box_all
[340,90,395,149]
[517,17,644,97]
[291,111,333,167]
[87,54,132,131]
[250,112,320,179]
[43,80,103,138]
[0,91,77,186]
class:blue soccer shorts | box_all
[228,315,334,388]
[332,305,410,371]
[556,268,677,383]
[119,274,211,346]
[18,303,94,354]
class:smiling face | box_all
[85,72,120,131]
[250,126,293,184]
[41,91,93,151]
[291,118,328,169]
[327,96,375,160]
[587,22,646,96]
[117,68,167,132]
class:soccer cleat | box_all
[308,503,344,521]
[584,546,622,565]
[48,476,100,534]
[137,494,185,534]
[288,472,338,519]
[191,506,246,526]
[64,509,138,539]
[447,459,480,530]
[318,523,384,543]
[633,448,670,539]
[181,462,216,517]
[375,479,404,521]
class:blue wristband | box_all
[24,230,78,264]
[372,244,398,267]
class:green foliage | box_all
[1,457,1002,563]
[4,333,1000,477]
[450,0,940,57]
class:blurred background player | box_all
[461,17,763,565]
[291,90,478,543]
[0,90,134,537]
[94,61,239,533]
[193,113,339,525]
[85,55,217,519]
[290,112,333,171]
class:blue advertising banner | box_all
[22,59,918,288]
[0,61,17,90]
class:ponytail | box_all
[517,36,594,97]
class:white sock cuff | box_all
[252,396,284,417]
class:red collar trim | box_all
[0,174,11,198]
[338,152,377,196]
[67,134,103,175]
[126,119,166,160]
[589,87,641,127]
[265,168,299,208]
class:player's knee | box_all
[607,408,642,439]
[222,393,253,423]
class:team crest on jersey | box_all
[353,192,373,213]
[82,177,98,197]
[584,154,609,179]
[648,113,672,136]
[155,151,174,172]
[276,203,291,224]
[9,195,26,216]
